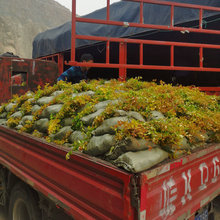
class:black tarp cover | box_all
[32,0,220,58]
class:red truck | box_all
[0,122,219,220]
[0,0,220,219]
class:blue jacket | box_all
[57,66,87,84]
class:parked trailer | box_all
[0,125,219,219]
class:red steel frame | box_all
[68,0,220,82]
[39,53,64,74]
[199,87,220,95]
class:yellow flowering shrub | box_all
[0,78,219,159]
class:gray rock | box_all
[49,134,55,141]
[94,100,118,111]
[53,126,73,140]
[125,138,158,151]
[63,143,73,148]
[26,91,34,98]
[34,118,49,133]
[149,111,165,120]
[31,105,41,113]
[11,111,22,118]
[82,90,95,97]
[114,110,127,117]
[51,90,64,96]
[72,93,78,98]
[114,148,169,173]
[0,112,7,119]
[21,115,34,125]
[95,85,102,89]
[76,103,91,114]
[114,90,125,94]
[41,104,63,118]
[128,111,145,122]
[85,134,115,156]
[206,131,215,142]
[68,131,87,143]
[37,96,54,105]
[105,145,126,161]
[81,109,105,126]
[0,119,7,125]
[61,118,73,127]
[5,103,17,112]
[92,116,129,136]
[194,132,209,143]
[105,138,158,161]
[72,91,95,98]
[15,125,23,130]
[27,98,35,103]
[178,137,190,149]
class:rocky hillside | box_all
[0,0,71,58]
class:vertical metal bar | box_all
[119,42,127,81]
[200,47,203,68]
[140,0,144,24]
[106,41,110,64]
[10,60,12,98]
[170,5,174,27]
[107,0,110,21]
[58,53,64,74]
[119,43,124,80]
[140,43,143,65]
[71,0,76,62]
[124,43,127,80]
[170,45,174,66]
[199,8,203,29]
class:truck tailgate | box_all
[139,144,220,220]
[0,125,134,220]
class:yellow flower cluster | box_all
[1,78,219,158]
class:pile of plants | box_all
[0,78,219,172]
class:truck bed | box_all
[139,144,220,219]
[0,125,219,219]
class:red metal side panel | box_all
[0,57,59,104]
[29,59,59,88]
[139,144,220,220]
[10,59,59,95]
[10,58,29,97]
[0,126,135,220]
[199,87,220,96]
[0,58,11,103]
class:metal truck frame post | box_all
[68,0,220,93]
